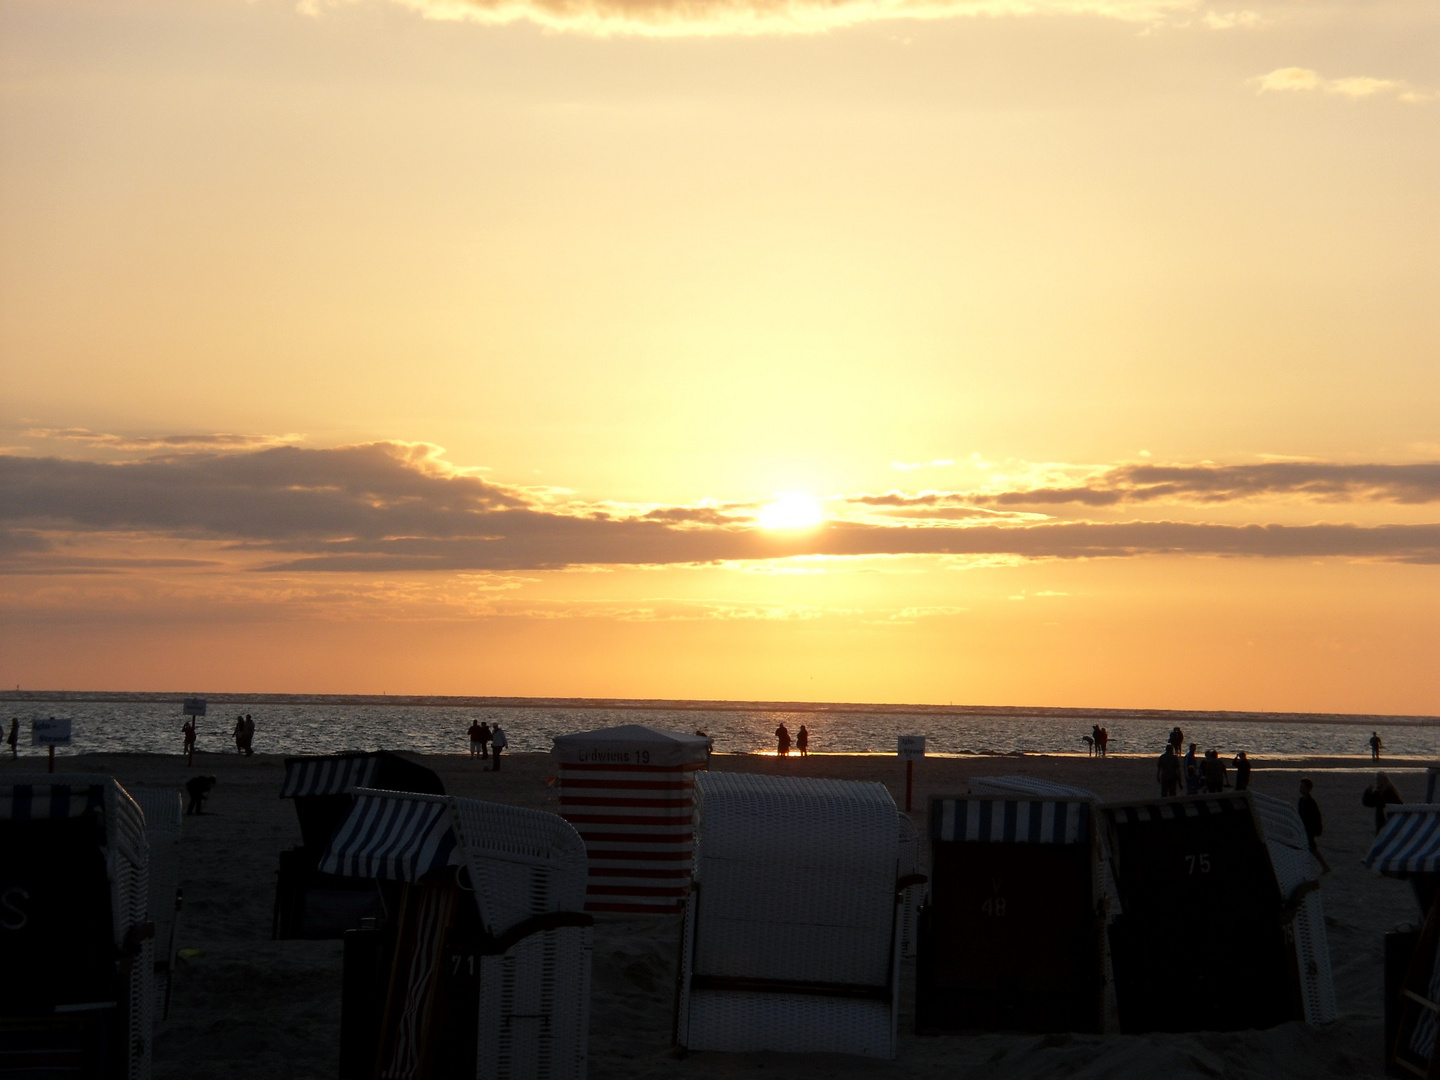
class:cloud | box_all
[25,428,304,452]
[5,444,1440,573]
[305,0,1198,37]
[891,459,955,471]
[891,461,1440,509]
[1253,68,1429,102]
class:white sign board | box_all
[897,735,926,761]
[183,698,207,717]
[32,718,73,747]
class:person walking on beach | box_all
[1363,772,1403,833]
[1158,744,1182,797]
[1233,751,1252,791]
[796,725,809,758]
[468,719,484,758]
[233,715,246,754]
[1170,727,1185,758]
[1097,727,1108,758]
[182,718,197,765]
[6,718,17,758]
[775,724,791,757]
[242,714,255,756]
[489,723,507,771]
[1370,731,1383,761]
[1298,778,1330,874]
[1183,743,1200,795]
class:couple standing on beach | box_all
[233,713,256,756]
[467,719,508,770]
[774,723,809,757]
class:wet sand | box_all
[8,750,1428,1080]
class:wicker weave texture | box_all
[131,786,184,1020]
[684,991,895,1057]
[692,773,899,986]
[680,773,903,1059]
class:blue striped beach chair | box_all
[321,789,593,1080]
[273,751,445,939]
[1366,804,1440,1076]
[917,777,1116,1034]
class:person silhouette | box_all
[796,725,809,758]
[1370,731,1383,761]
[775,724,791,757]
[1157,744,1181,797]
[6,718,17,758]
[1233,751,1251,791]
[489,724,507,771]
[182,719,197,765]
[1298,778,1330,873]
[468,719,484,758]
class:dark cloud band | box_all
[4,445,1440,572]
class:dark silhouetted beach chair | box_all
[273,751,445,939]
[322,789,593,1080]
[674,773,922,1059]
[1100,790,1334,1033]
[1,774,154,1079]
[917,776,1118,1034]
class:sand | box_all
[9,750,1427,1080]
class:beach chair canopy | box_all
[968,775,1101,802]
[280,751,444,851]
[551,724,711,767]
[1367,805,1440,876]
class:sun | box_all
[757,493,824,530]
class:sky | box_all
[1,0,1437,712]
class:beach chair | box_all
[898,811,923,960]
[1,774,154,1080]
[1366,804,1440,1075]
[130,786,185,1023]
[917,776,1117,1034]
[674,773,922,1059]
[1100,790,1335,1033]
[321,789,593,1080]
[273,751,445,939]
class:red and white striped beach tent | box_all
[552,724,711,914]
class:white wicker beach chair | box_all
[320,789,593,1080]
[898,812,923,960]
[1,774,153,1080]
[130,786,185,1022]
[1250,791,1337,1025]
[675,773,918,1060]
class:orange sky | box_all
[1,0,1437,711]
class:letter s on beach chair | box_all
[321,790,593,1080]
[1,774,154,1080]
[675,773,920,1059]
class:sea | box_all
[1,693,1435,765]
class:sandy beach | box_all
[12,750,1428,1080]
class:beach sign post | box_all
[898,735,926,812]
[183,697,207,718]
[32,716,72,773]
